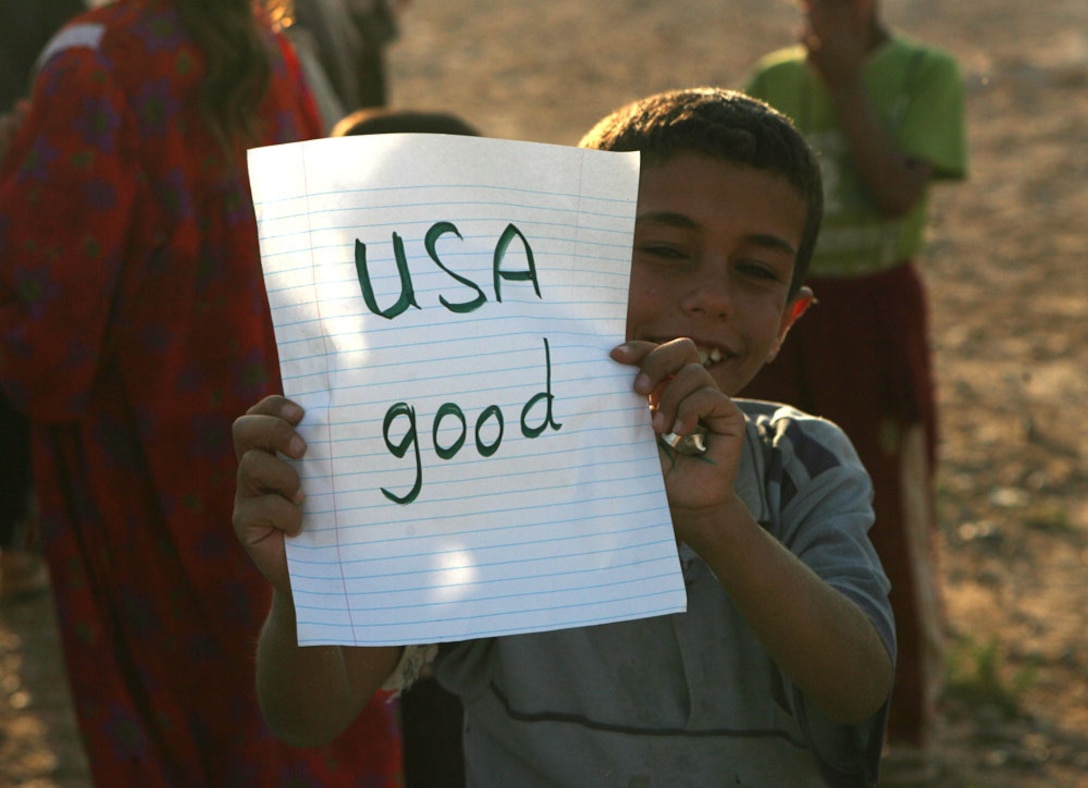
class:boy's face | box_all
[797,0,876,31]
[626,153,811,397]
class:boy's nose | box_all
[682,266,734,319]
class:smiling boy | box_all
[233,88,895,786]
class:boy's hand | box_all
[798,0,869,88]
[611,340,748,539]
[232,395,308,594]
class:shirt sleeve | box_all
[897,48,968,181]
[766,411,895,786]
[0,44,142,422]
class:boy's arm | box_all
[611,342,892,725]
[255,587,402,747]
[675,494,893,725]
[233,395,403,747]
[802,5,930,217]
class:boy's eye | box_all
[735,261,784,283]
[637,243,690,261]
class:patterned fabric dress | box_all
[0,1,402,784]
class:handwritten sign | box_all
[248,134,686,646]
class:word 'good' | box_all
[381,338,562,505]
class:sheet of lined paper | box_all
[248,134,685,646]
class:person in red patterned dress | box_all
[0,1,402,784]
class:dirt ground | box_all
[2,0,1086,785]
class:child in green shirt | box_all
[742,0,968,770]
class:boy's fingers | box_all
[681,388,745,441]
[233,493,304,542]
[232,491,298,592]
[612,339,704,396]
[653,367,719,435]
[232,412,307,462]
[614,340,726,439]
[610,340,656,366]
[236,446,304,503]
[245,394,304,421]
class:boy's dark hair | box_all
[331,108,481,138]
[579,87,822,297]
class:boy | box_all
[741,0,968,762]
[233,88,895,786]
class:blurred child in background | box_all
[742,0,968,776]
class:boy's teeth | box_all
[699,348,722,367]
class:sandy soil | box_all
[1,0,1086,785]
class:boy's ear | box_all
[767,286,814,363]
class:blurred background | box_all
[2,0,1086,784]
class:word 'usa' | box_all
[355,221,542,319]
